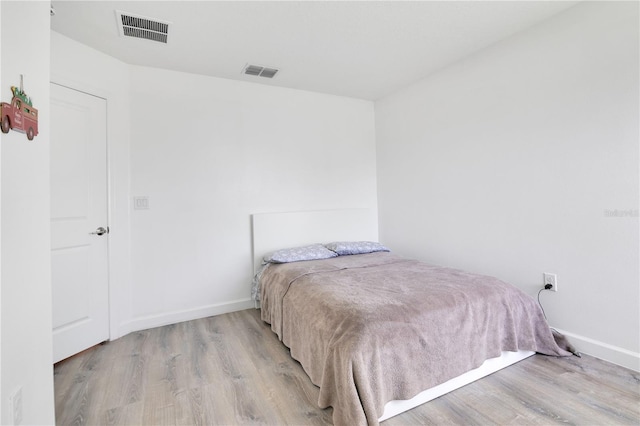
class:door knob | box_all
[89,226,109,236]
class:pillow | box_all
[263,243,338,264]
[324,241,390,256]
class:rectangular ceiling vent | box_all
[116,10,171,44]
[242,64,279,79]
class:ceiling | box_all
[50,1,579,100]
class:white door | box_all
[50,83,109,363]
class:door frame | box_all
[50,81,111,349]
[50,74,132,344]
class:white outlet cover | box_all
[543,272,558,292]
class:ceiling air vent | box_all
[116,10,171,44]
[242,64,279,79]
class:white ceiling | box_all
[51,1,580,100]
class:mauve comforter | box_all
[259,252,572,425]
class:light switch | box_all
[133,196,149,210]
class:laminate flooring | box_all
[54,309,640,425]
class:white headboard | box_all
[251,208,378,272]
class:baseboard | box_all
[553,327,640,372]
[114,308,639,372]
[116,298,255,337]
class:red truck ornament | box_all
[1,77,38,141]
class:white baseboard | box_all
[116,298,255,338]
[113,308,639,372]
[554,327,640,372]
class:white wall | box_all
[1,5,3,421]
[376,1,639,370]
[1,2,55,424]
[127,66,377,329]
[50,34,377,337]
[50,31,133,340]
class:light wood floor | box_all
[54,309,640,425]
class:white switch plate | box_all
[133,196,149,210]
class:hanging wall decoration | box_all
[0,75,39,141]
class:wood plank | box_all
[54,309,640,425]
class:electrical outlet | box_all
[10,386,23,425]
[543,273,558,292]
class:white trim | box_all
[119,298,255,335]
[553,327,640,372]
[50,77,119,343]
[50,70,133,344]
[50,73,110,101]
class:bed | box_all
[251,209,572,425]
